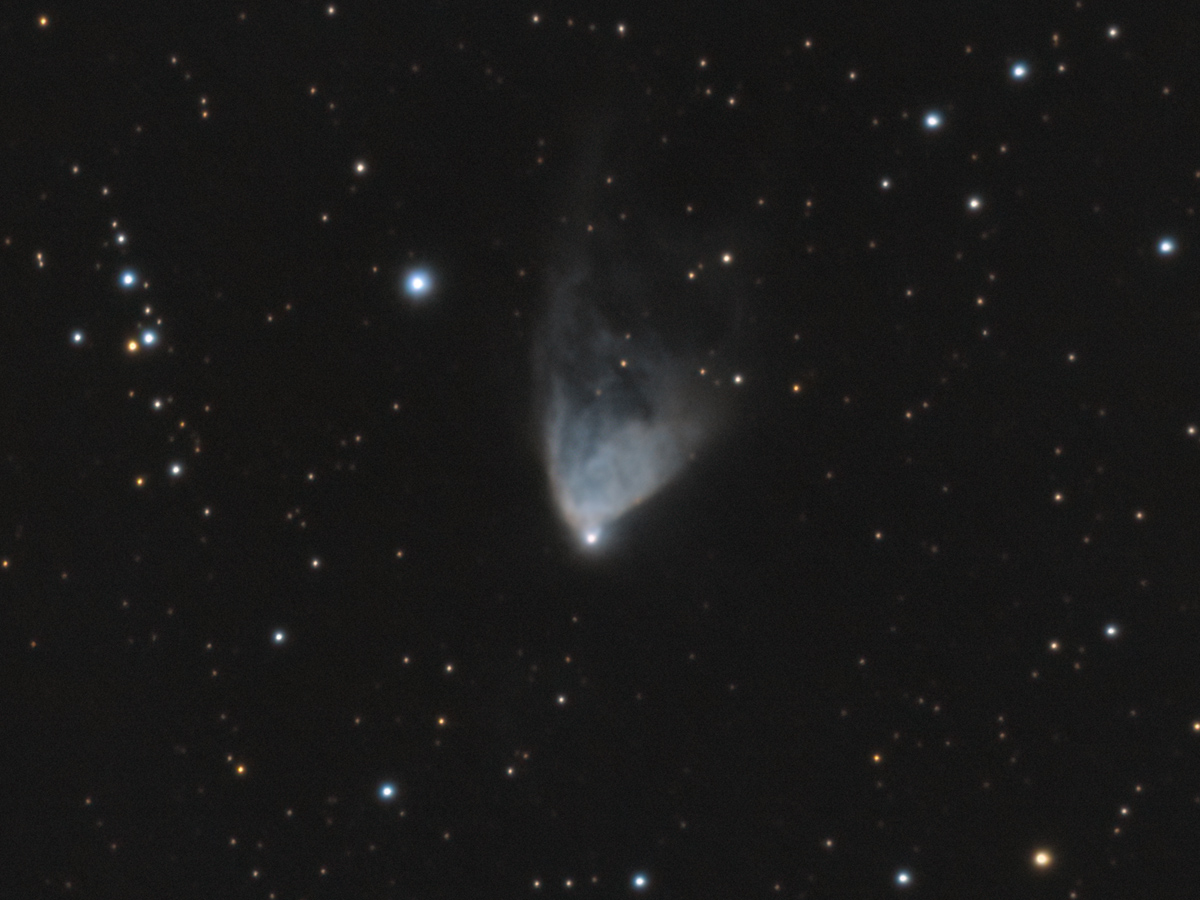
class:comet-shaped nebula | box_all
[537,268,713,548]
[533,160,741,551]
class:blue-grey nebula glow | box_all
[536,259,716,550]
[531,108,748,551]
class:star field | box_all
[5,3,1200,898]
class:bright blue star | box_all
[630,871,650,891]
[71,330,86,345]
[1158,237,1178,257]
[403,268,434,300]
[140,329,157,347]
[923,110,943,131]
[119,269,138,288]
[378,781,398,802]
[895,869,913,888]
[1011,61,1030,81]
[273,630,287,645]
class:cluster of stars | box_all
[889,847,1054,890]
[20,11,1188,900]
[529,871,651,892]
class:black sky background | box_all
[5,2,1200,897]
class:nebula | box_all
[530,104,749,551]
[536,263,713,548]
